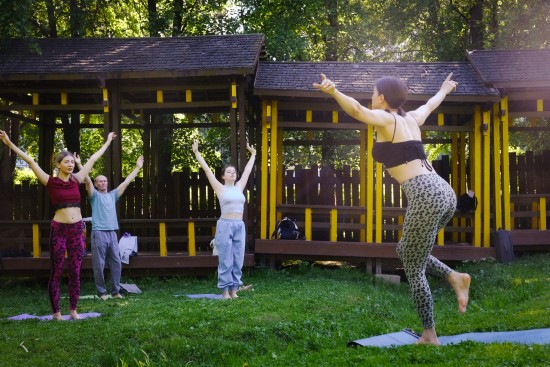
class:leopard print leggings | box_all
[397,173,456,329]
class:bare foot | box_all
[222,291,231,300]
[448,271,471,313]
[416,328,440,346]
[230,291,238,299]
[416,337,441,346]
[69,311,80,320]
[52,312,64,321]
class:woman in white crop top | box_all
[314,73,471,346]
[193,139,256,299]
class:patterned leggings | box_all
[396,174,456,329]
[48,220,84,314]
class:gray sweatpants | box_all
[215,218,246,292]
[91,230,122,296]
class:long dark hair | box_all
[376,76,408,116]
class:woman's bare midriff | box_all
[221,213,243,220]
[53,207,83,224]
[385,159,436,184]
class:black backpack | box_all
[456,192,478,212]
[271,217,303,240]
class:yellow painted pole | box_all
[231,82,237,109]
[188,222,196,256]
[482,110,491,247]
[103,88,109,112]
[330,208,338,242]
[540,197,547,230]
[260,101,269,239]
[269,100,278,237]
[375,163,383,243]
[492,103,503,230]
[537,99,544,112]
[366,125,375,242]
[332,111,338,124]
[473,106,482,247]
[305,208,312,240]
[32,223,40,258]
[501,97,511,230]
[159,222,167,256]
[306,110,312,123]
[437,228,444,245]
[156,90,163,103]
[185,90,192,102]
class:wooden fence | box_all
[3,150,549,250]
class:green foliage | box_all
[0,254,549,366]
[508,117,550,154]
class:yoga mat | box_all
[349,328,550,347]
[439,328,550,345]
[7,312,102,321]
[348,329,419,347]
[182,294,225,299]
[120,283,142,294]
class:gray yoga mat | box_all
[349,328,550,347]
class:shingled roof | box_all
[0,34,265,81]
[254,61,499,102]
[466,48,550,88]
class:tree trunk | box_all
[469,0,484,49]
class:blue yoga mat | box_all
[7,312,102,321]
[179,294,225,299]
[349,328,550,347]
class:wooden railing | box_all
[0,218,220,258]
[275,204,476,245]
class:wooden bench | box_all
[255,239,495,273]
[0,251,256,277]
[510,229,550,252]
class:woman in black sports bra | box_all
[314,73,471,346]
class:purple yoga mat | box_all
[8,312,101,321]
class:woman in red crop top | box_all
[1,130,116,320]
[314,73,471,345]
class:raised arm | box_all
[236,143,256,191]
[116,155,144,197]
[73,132,116,183]
[0,130,50,186]
[409,73,458,126]
[74,153,94,197]
[192,140,224,193]
[313,74,391,127]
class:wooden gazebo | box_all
[0,36,548,275]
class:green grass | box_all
[1,254,549,367]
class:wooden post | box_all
[305,208,312,240]
[330,208,338,242]
[260,101,269,239]
[159,222,167,256]
[32,223,40,258]
[188,221,196,256]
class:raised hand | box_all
[440,73,458,94]
[313,74,336,95]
